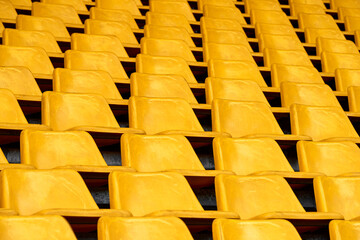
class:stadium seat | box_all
[71,33,129,58]
[203,5,246,24]
[145,12,193,33]
[290,0,326,8]
[53,68,123,100]
[0,45,54,77]
[200,17,245,32]
[203,43,254,63]
[3,29,62,56]
[271,64,324,87]
[109,171,238,219]
[130,73,198,104]
[290,3,326,16]
[335,68,360,92]
[330,0,359,10]
[338,7,360,20]
[321,52,360,73]
[8,0,31,8]
[41,91,143,135]
[304,28,346,44]
[41,0,87,12]
[64,50,129,81]
[32,2,83,26]
[297,140,360,176]
[149,1,195,21]
[255,23,297,38]
[316,38,359,55]
[345,16,360,33]
[215,174,342,220]
[329,220,360,239]
[244,0,282,13]
[290,104,359,141]
[250,9,292,25]
[84,19,138,46]
[96,0,141,16]
[90,7,139,29]
[197,0,235,11]
[258,33,305,52]
[280,82,341,108]
[144,25,195,47]
[298,13,340,30]
[140,38,196,62]
[347,86,360,112]
[0,215,77,239]
[136,54,198,84]
[0,168,131,216]
[212,219,302,240]
[263,48,313,67]
[207,59,267,87]
[16,15,70,39]
[0,0,17,21]
[314,176,360,220]
[205,78,269,104]
[98,216,194,240]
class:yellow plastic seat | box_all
[330,0,360,10]
[200,17,245,32]
[290,0,326,8]
[130,73,197,104]
[98,216,194,240]
[3,28,62,55]
[149,1,195,21]
[314,176,360,220]
[203,5,246,24]
[8,0,32,8]
[71,33,129,58]
[0,67,42,98]
[335,68,360,92]
[144,25,195,47]
[297,140,360,176]
[42,91,141,135]
[203,43,254,63]
[271,64,324,87]
[90,7,138,29]
[0,0,17,21]
[321,52,360,73]
[0,168,131,217]
[290,3,325,16]
[95,0,141,16]
[208,59,267,87]
[0,215,77,240]
[304,27,346,44]
[255,23,297,38]
[84,19,138,46]
[298,13,340,30]
[197,0,235,11]
[109,171,237,219]
[205,78,269,104]
[42,0,87,12]
[345,16,360,33]
[244,0,283,13]
[32,2,83,26]
[53,68,122,100]
[280,82,341,108]
[348,86,360,112]
[250,9,292,25]
[264,48,313,67]
[64,50,129,80]
[136,54,198,84]
[0,45,54,76]
[316,38,359,56]
[140,38,196,62]
[212,219,302,240]
[16,15,70,39]
[202,29,252,52]
[215,174,342,220]
[290,104,359,141]
[145,12,193,34]
[338,7,360,21]
[258,33,305,52]
[329,220,360,239]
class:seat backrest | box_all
[245,0,282,14]
[203,43,254,63]
[90,7,138,29]
[255,22,297,37]
[32,2,82,25]
[0,0,17,20]
[98,216,194,240]
[291,0,326,8]
[250,9,292,25]
[338,7,360,20]
[0,88,28,124]
[121,133,204,172]
[298,13,340,29]
[0,215,77,240]
[345,16,360,32]
[0,168,99,215]
[208,59,267,87]
[321,51,360,73]
[335,68,360,92]
[258,33,305,52]
[42,0,87,11]
[109,172,204,216]
[200,17,245,32]
[144,25,195,47]
[297,140,360,176]
[263,48,313,67]
[95,0,141,15]
[149,1,195,21]
[130,73,197,104]
[197,0,234,11]
[290,104,359,141]
[145,12,193,33]
[213,137,293,175]
[42,91,120,131]
[212,99,283,137]
[304,27,345,44]
[316,38,359,55]
[136,54,198,83]
[212,219,302,240]
[329,220,360,240]
[64,50,128,79]
[128,96,203,135]
[203,5,246,24]
[215,174,305,219]
[314,176,360,220]
[290,3,325,16]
